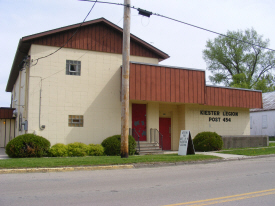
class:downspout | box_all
[9,119,12,143]
[4,119,7,147]
[18,70,22,133]
[39,83,45,130]
[29,76,45,130]
[24,56,30,133]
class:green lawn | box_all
[0,154,220,169]
[218,146,275,156]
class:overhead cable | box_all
[32,0,98,66]
[81,0,275,52]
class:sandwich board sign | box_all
[178,130,195,155]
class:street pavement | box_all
[1,156,275,206]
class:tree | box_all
[203,28,275,92]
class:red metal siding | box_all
[129,63,262,109]
[0,108,15,119]
[205,86,262,108]
[29,23,162,59]
[130,63,206,104]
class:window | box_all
[68,115,83,127]
[262,115,267,129]
[66,60,81,76]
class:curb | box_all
[0,164,134,174]
[1,154,275,174]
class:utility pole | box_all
[121,0,131,158]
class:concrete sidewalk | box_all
[0,147,9,159]
[196,152,246,159]
[163,151,247,160]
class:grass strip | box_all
[218,147,275,156]
[0,154,220,169]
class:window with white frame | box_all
[68,115,83,127]
[66,60,81,76]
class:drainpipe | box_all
[29,76,45,130]
[39,85,45,130]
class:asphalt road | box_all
[0,157,275,206]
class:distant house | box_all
[0,108,15,147]
[3,17,262,149]
[250,91,275,137]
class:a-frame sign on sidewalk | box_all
[178,130,195,155]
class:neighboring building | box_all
[3,18,262,150]
[250,91,275,137]
[0,108,15,147]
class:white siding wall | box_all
[250,110,275,136]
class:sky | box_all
[1,0,275,107]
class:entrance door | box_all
[132,104,146,141]
[159,118,171,150]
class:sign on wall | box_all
[178,130,195,156]
[200,110,239,123]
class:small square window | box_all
[66,60,81,76]
[68,115,83,127]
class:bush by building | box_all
[48,143,68,157]
[5,134,51,158]
[87,144,105,156]
[193,132,223,152]
[67,142,89,157]
[101,135,136,156]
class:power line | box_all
[152,13,275,52]
[81,0,275,52]
[32,0,98,66]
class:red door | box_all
[132,104,146,141]
[159,118,171,150]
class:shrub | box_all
[5,134,50,158]
[49,143,68,157]
[87,144,105,156]
[101,135,136,156]
[67,142,89,157]
[193,131,223,152]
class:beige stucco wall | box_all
[11,59,29,137]
[10,44,251,149]
[136,102,250,151]
[27,44,159,145]
[184,104,250,138]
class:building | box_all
[3,18,262,150]
[0,108,16,147]
[250,91,275,137]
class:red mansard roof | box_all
[129,62,262,109]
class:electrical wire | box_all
[81,0,275,52]
[32,0,98,66]
[152,13,275,52]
